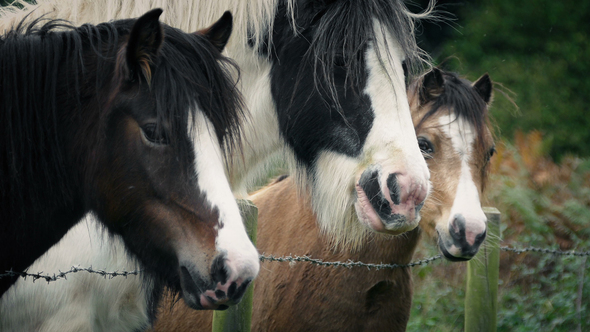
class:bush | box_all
[436,0,590,159]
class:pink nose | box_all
[386,172,428,214]
[355,165,428,234]
[199,278,253,310]
[357,166,427,227]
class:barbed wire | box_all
[259,254,443,270]
[0,266,141,283]
[500,246,590,257]
[2,245,589,283]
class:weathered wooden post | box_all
[464,207,501,332]
[212,200,258,332]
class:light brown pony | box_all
[151,68,495,331]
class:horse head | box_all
[255,0,431,248]
[91,10,259,309]
[409,67,495,260]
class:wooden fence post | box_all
[464,207,501,332]
[212,200,258,332]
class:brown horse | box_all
[0,9,259,318]
[150,67,494,331]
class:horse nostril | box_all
[359,167,391,216]
[473,229,487,247]
[386,173,401,205]
[449,215,467,242]
[227,282,237,299]
[231,279,252,302]
[211,254,229,285]
[359,167,381,199]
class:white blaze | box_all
[190,111,260,280]
[439,114,486,245]
[311,20,430,249]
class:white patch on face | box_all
[310,20,430,250]
[362,22,427,176]
[190,111,260,280]
[310,151,363,247]
[438,114,486,247]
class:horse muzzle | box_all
[437,214,487,261]
[355,165,428,235]
[179,253,257,310]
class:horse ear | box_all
[125,8,164,83]
[473,73,493,104]
[420,67,444,104]
[197,11,233,52]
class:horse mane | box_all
[195,0,433,110]
[0,15,244,210]
[0,17,119,208]
[414,69,490,149]
[143,22,245,159]
[270,0,432,109]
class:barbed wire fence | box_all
[2,245,589,284]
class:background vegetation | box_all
[409,1,590,330]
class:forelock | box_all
[267,0,430,109]
[416,70,490,148]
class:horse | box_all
[1,0,432,329]
[0,8,260,318]
[150,68,496,331]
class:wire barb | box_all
[259,254,444,270]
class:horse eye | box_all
[487,146,496,161]
[141,123,169,145]
[418,136,434,159]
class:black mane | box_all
[0,16,244,211]
[416,70,489,144]
[266,0,428,108]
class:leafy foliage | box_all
[436,0,590,159]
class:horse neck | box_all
[1,52,94,215]
[224,46,287,195]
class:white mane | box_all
[0,0,283,60]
